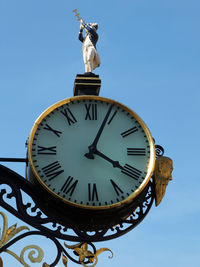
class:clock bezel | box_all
[27,95,155,210]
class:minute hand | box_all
[89,104,113,149]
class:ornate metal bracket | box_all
[0,143,165,266]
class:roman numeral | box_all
[107,110,118,125]
[88,183,99,201]
[127,148,146,156]
[42,161,64,181]
[121,126,138,138]
[60,108,77,125]
[110,179,123,196]
[85,104,97,120]
[121,164,142,180]
[61,176,78,196]
[37,146,57,155]
[43,124,62,137]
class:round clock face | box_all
[28,96,155,210]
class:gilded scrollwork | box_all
[64,242,113,267]
[0,211,45,267]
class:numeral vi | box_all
[88,183,99,201]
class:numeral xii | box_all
[85,103,97,120]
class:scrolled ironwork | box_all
[0,163,156,266]
[155,145,165,157]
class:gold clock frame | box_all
[27,95,155,211]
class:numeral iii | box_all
[127,148,146,156]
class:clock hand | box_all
[86,148,124,170]
[91,104,114,148]
[85,104,114,158]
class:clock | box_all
[27,95,155,229]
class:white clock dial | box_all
[28,96,155,210]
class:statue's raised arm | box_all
[73,9,101,75]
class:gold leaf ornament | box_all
[62,254,68,267]
[64,242,113,267]
[0,212,30,247]
[95,248,113,259]
[42,262,50,267]
[0,211,45,267]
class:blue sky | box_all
[0,0,200,266]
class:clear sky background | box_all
[0,0,200,266]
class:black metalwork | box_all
[0,164,155,242]
[0,157,27,163]
[0,144,163,266]
[155,145,165,157]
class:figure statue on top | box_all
[78,18,101,76]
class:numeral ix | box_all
[37,146,57,155]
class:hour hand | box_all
[86,148,123,170]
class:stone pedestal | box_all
[73,74,101,96]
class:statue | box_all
[73,9,101,75]
[154,156,173,206]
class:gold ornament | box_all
[64,242,113,267]
[154,156,173,206]
[0,211,45,267]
